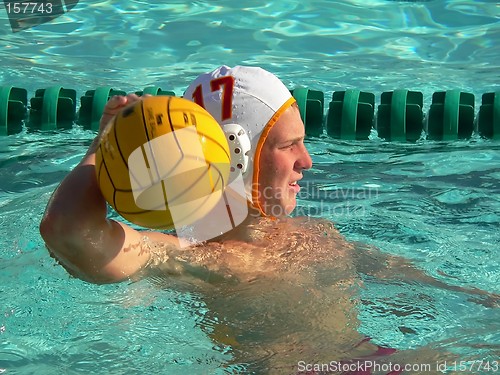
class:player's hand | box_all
[99,94,147,133]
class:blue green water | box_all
[1,1,499,374]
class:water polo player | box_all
[40,65,313,282]
[41,66,483,373]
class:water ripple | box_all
[1,0,498,93]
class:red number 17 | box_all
[191,76,234,121]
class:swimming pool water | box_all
[1,0,499,374]
[301,138,500,350]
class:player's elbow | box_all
[39,211,62,250]
[39,211,74,256]
[40,214,128,284]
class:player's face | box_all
[257,105,313,216]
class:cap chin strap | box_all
[222,123,251,183]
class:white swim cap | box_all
[184,65,296,214]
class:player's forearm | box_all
[43,149,106,224]
[39,139,111,271]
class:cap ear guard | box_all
[223,123,251,181]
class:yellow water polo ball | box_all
[95,96,231,230]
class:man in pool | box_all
[39,65,316,283]
[39,66,494,374]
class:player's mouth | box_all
[289,181,300,194]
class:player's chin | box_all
[266,199,295,217]
[283,196,297,216]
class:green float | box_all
[28,87,77,130]
[377,89,424,142]
[136,87,176,97]
[427,90,475,140]
[0,86,27,136]
[326,89,375,140]
[478,92,500,140]
[291,87,324,136]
